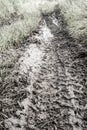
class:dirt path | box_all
[1,11,87,130]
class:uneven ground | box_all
[0,10,87,130]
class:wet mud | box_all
[0,10,87,130]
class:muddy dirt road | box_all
[1,11,87,130]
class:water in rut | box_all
[3,11,87,130]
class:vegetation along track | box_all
[0,10,87,130]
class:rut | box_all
[4,10,87,130]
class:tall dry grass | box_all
[0,0,57,48]
[55,0,87,40]
[0,0,87,48]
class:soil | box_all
[0,10,87,130]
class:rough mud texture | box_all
[0,10,87,130]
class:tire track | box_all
[5,10,87,130]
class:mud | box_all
[0,10,87,130]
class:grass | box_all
[0,0,87,48]
[55,0,87,40]
[0,0,58,48]
[0,0,87,129]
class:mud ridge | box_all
[0,10,87,130]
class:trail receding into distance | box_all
[4,10,87,130]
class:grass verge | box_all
[55,0,87,40]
